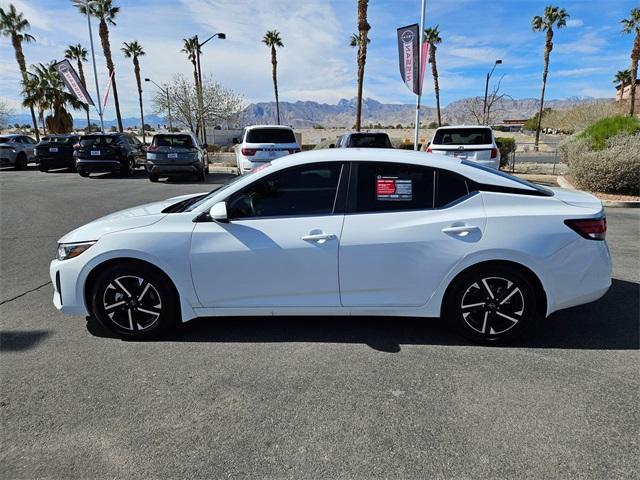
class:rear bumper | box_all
[146,161,203,175]
[76,158,123,172]
[37,156,75,167]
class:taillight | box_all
[426,147,433,153]
[564,217,607,240]
[73,143,80,149]
[147,144,158,152]
[288,148,301,154]
[490,148,498,159]
[242,148,257,156]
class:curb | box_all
[556,176,640,208]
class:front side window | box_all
[352,162,435,213]
[227,162,343,219]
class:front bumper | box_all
[0,152,17,164]
[50,258,89,316]
[76,158,123,172]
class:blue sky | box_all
[0,0,636,118]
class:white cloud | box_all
[578,87,616,98]
[566,19,584,28]
[555,32,606,54]
[554,67,607,77]
[6,0,52,31]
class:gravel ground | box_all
[1,166,638,480]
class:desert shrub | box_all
[496,137,516,168]
[578,115,640,150]
[560,132,640,195]
[542,101,624,134]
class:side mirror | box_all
[202,143,208,149]
[209,202,228,223]
[232,138,239,144]
[328,143,335,148]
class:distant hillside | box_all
[4,113,166,129]
[242,97,613,127]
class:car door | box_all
[339,162,486,307]
[19,136,36,160]
[128,135,146,165]
[190,162,347,308]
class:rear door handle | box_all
[442,225,480,235]
[301,233,337,242]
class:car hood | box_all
[58,192,206,243]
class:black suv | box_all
[75,133,146,177]
[36,134,79,172]
[331,132,393,149]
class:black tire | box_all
[39,164,49,173]
[148,172,159,183]
[444,264,538,344]
[78,169,90,177]
[196,168,206,182]
[90,262,179,340]
[203,158,209,176]
[123,158,135,177]
[15,153,27,170]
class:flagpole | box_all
[84,1,104,133]
[413,0,426,151]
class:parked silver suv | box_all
[0,134,37,169]
[146,132,209,182]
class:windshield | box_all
[461,160,554,196]
[184,169,264,212]
[433,128,493,145]
[347,134,392,148]
[80,135,117,146]
[42,136,78,144]
[0,136,15,143]
[246,128,296,144]
[153,134,195,148]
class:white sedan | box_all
[50,149,611,343]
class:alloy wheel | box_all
[460,276,525,336]
[102,275,163,332]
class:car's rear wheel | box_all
[15,153,27,170]
[148,172,159,182]
[445,264,538,344]
[123,158,135,176]
[78,169,90,177]
[39,164,49,172]
[91,263,179,340]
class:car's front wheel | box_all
[90,263,179,340]
[445,264,538,344]
[78,169,90,177]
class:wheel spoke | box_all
[127,308,134,331]
[137,307,161,317]
[105,300,126,311]
[481,311,489,334]
[496,311,520,324]
[461,302,486,310]
[114,278,132,297]
[481,278,495,299]
[499,286,521,305]
[137,282,151,301]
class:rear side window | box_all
[227,162,342,219]
[153,135,195,147]
[435,170,469,207]
[347,134,392,148]
[433,128,492,145]
[0,136,14,143]
[351,162,435,213]
[80,135,117,146]
[45,136,78,144]
[246,128,296,144]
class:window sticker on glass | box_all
[376,176,412,201]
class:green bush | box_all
[496,137,516,168]
[560,132,640,195]
[578,115,640,150]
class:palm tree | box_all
[0,4,39,140]
[75,0,123,132]
[22,74,48,135]
[262,30,284,125]
[181,36,201,95]
[614,69,632,91]
[122,41,146,143]
[354,0,370,132]
[65,43,91,128]
[532,5,569,150]
[424,26,443,127]
[621,8,640,116]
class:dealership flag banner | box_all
[397,24,421,95]
[53,59,94,106]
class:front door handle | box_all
[442,225,480,235]
[301,233,337,242]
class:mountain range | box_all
[5,96,611,130]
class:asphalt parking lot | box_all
[1,166,638,479]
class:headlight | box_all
[56,241,97,261]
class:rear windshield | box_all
[246,128,296,144]
[347,133,392,148]
[433,128,493,145]
[153,134,195,148]
[80,135,118,146]
[0,136,15,143]
[42,136,78,144]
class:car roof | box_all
[435,125,491,130]
[1,134,23,138]
[268,148,536,191]
[245,125,294,130]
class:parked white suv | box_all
[235,125,300,175]
[427,126,501,169]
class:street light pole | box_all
[482,59,502,125]
[195,32,225,146]
[76,0,104,133]
[145,78,172,131]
